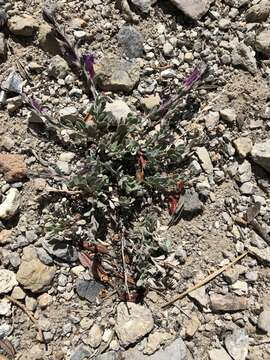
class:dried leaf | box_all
[0,339,16,358]
[78,252,93,268]
[92,255,110,284]
[81,242,108,254]
[246,202,261,223]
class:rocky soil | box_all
[0,0,270,359]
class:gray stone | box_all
[257,310,270,333]
[196,147,213,174]
[182,190,203,215]
[169,0,210,20]
[150,338,187,360]
[38,23,61,55]
[245,271,258,282]
[130,0,156,13]
[189,286,209,308]
[0,269,18,294]
[8,15,39,36]
[247,246,270,266]
[225,328,249,360]
[210,294,248,312]
[76,279,104,303]
[48,55,69,79]
[94,352,117,360]
[232,43,257,75]
[240,182,254,195]
[163,42,174,57]
[105,100,132,122]
[70,344,91,360]
[115,302,154,347]
[42,238,78,262]
[0,323,12,338]
[251,140,270,172]
[220,108,237,124]
[255,31,270,57]
[59,106,80,123]
[37,247,54,265]
[246,1,270,22]
[118,26,144,58]
[208,348,232,360]
[235,160,252,184]
[0,33,7,61]
[233,137,252,158]
[95,56,140,94]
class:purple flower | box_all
[183,62,207,92]
[84,54,95,80]
[30,96,44,113]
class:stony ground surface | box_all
[0,0,270,360]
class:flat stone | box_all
[0,299,11,315]
[251,140,270,172]
[76,279,104,303]
[208,348,232,360]
[232,43,257,75]
[240,182,254,195]
[141,94,160,112]
[16,246,56,293]
[130,0,156,13]
[0,269,18,294]
[0,188,21,220]
[246,1,270,22]
[225,328,249,360]
[169,0,210,20]
[94,352,117,360]
[11,286,25,300]
[210,294,248,312]
[235,160,252,184]
[0,154,27,182]
[151,338,187,360]
[42,238,78,262]
[70,344,91,360]
[117,26,144,58]
[247,245,270,265]
[255,31,270,58]
[233,137,252,158]
[185,314,200,338]
[144,332,173,355]
[182,190,203,216]
[38,293,53,309]
[115,302,154,347]
[189,286,209,308]
[8,15,39,36]
[95,56,140,94]
[105,100,132,122]
[196,147,213,174]
[257,310,270,333]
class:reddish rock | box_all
[0,154,27,182]
[210,293,248,312]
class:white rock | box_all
[208,348,232,360]
[196,147,213,174]
[86,324,103,348]
[251,140,270,172]
[225,328,249,360]
[115,302,154,347]
[0,299,11,315]
[0,269,18,294]
[169,0,210,20]
[0,188,20,219]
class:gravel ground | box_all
[0,1,270,360]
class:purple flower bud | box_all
[29,96,44,113]
[183,62,207,92]
[84,54,95,80]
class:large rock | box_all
[208,348,232,360]
[38,23,61,56]
[0,154,27,182]
[257,310,270,333]
[251,140,270,172]
[225,328,249,360]
[115,302,154,347]
[117,26,144,59]
[0,270,18,294]
[16,246,56,293]
[169,0,210,20]
[0,188,20,220]
[8,15,39,37]
[95,56,140,94]
[246,1,270,22]
[255,31,270,57]
[232,43,257,75]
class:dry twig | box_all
[121,235,130,299]
[6,296,44,342]
[161,251,249,308]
